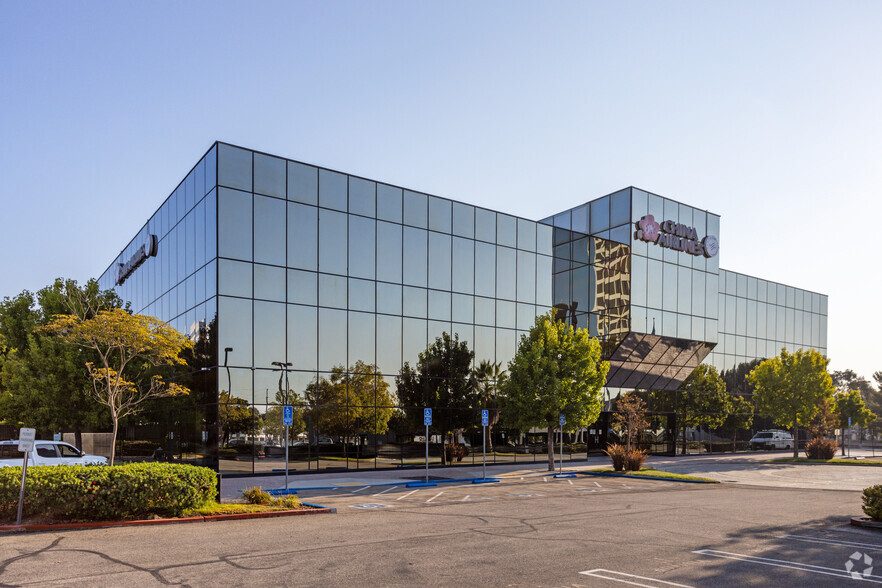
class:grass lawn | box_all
[770,457,882,466]
[584,467,719,483]
[184,501,310,516]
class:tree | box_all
[396,333,477,465]
[612,392,648,450]
[679,365,730,454]
[0,279,120,448]
[721,394,754,453]
[473,360,506,452]
[654,365,731,454]
[835,389,876,455]
[303,362,395,458]
[42,308,193,465]
[748,348,835,458]
[499,310,608,471]
[219,390,257,446]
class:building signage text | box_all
[115,234,158,285]
[635,215,718,258]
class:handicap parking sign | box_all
[283,405,293,426]
[481,409,489,427]
[559,413,566,426]
[424,408,432,426]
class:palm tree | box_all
[474,360,507,452]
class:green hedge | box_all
[0,462,217,522]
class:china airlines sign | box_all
[635,215,718,258]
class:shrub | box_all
[604,444,627,471]
[242,486,273,505]
[624,448,648,471]
[805,438,837,460]
[0,462,217,522]
[863,486,882,521]
[242,486,301,509]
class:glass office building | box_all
[99,142,827,473]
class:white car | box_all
[749,430,794,450]
[0,440,108,467]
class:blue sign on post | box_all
[482,409,489,427]
[283,405,293,426]
[559,414,566,427]
[849,416,852,428]
[424,408,432,426]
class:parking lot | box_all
[295,471,680,511]
[2,458,879,587]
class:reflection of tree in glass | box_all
[473,360,506,452]
[263,388,305,441]
[219,390,261,446]
[304,361,395,458]
[396,333,477,465]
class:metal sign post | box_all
[424,409,432,484]
[481,409,489,480]
[558,414,565,475]
[283,405,293,493]
[17,428,35,526]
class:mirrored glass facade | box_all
[99,143,827,470]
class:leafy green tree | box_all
[219,389,258,446]
[0,279,119,448]
[835,389,876,456]
[304,362,396,456]
[474,359,506,452]
[396,333,477,465]
[748,348,835,458]
[263,389,306,442]
[499,310,608,471]
[652,365,730,454]
[721,394,754,453]
[42,308,193,465]
[680,364,730,454]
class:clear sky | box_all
[1,1,880,380]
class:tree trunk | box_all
[74,427,83,452]
[732,426,737,453]
[547,427,555,472]
[793,418,799,459]
[842,426,846,456]
[110,417,118,466]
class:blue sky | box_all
[2,1,880,379]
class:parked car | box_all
[0,440,108,467]
[749,430,794,450]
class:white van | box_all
[749,430,794,450]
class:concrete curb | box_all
[850,516,882,530]
[0,504,335,533]
[577,470,719,484]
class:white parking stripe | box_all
[461,495,470,501]
[593,481,601,487]
[579,569,693,587]
[568,479,574,485]
[693,549,882,583]
[425,491,444,503]
[372,486,398,496]
[350,486,370,493]
[777,534,882,550]
[396,489,418,500]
